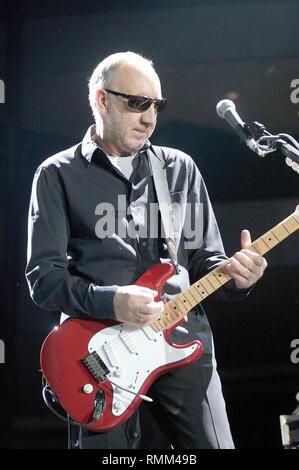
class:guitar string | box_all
[96,312,178,362]
[97,264,230,360]
[92,296,199,371]
[93,235,263,360]
[93,226,285,361]
[90,214,299,372]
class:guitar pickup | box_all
[81,351,110,383]
[103,342,119,368]
[119,330,139,354]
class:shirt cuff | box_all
[93,284,119,320]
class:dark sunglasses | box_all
[104,89,167,113]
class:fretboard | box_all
[152,208,299,332]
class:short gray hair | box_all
[88,51,156,119]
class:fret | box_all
[152,321,161,332]
[175,295,190,313]
[261,233,280,250]
[168,304,181,320]
[251,238,269,255]
[248,243,260,254]
[212,268,229,285]
[198,278,214,295]
[184,290,198,308]
[268,228,282,242]
[204,273,221,290]
[162,316,172,328]
[162,312,174,324]
[284,217,299,233]
[162,309,175,324]
[260,236,271,249]
[266,229,280,242]
[217,265,231,281]
[168,301,181,318]
[178,293,194,310]
[190,282,205,302]
[281,222,290,234]
[157,317,167,329]
[188,286,202,303]
[272,224,289,241]
[163,305,177,322]
[193,283,208,298]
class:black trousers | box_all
[68,353,234,449]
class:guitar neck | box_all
[152,209,299,332]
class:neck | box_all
[93,125,137,158]
[92,125,119,156]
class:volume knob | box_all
[83,384,93,394]
[113,369,123,378]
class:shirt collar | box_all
[81,125,100,163]
[81,125,151,163]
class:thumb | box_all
[240,229,251,249]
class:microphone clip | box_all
[245,121,270,142]
[246,121,299,173]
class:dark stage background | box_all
[0,0,298,449]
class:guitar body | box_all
[40,206,299,431]
[40,262,204,432]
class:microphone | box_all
[216,99,258,152]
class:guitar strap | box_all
[147,145,180,274]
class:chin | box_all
[125,140,145,155]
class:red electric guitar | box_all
[40,206,299,432]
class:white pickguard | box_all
[88,324,197,416]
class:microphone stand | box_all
[244,121,299,174]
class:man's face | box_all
[97,64,162,156]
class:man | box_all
[26,52,267,449]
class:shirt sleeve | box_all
[25,165,118,319]
[186,158,252,301]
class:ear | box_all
[95,89,108,114]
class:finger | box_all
[227,254,266,287]
[228,258,261,285]
[240,229,251,249]
[134,304,164,325]
[232,252,259,275]
[233,250,267,273]
[228,271,250,289]
[227,258,249,279]
[133,286,158,297]
[138,301,164,316]
[134,304,164,326]
[240,249,266,267]
[131,292,159,307]
[136,311,163,325]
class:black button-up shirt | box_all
[26,126,248,327]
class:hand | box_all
[226,229,268,289]
[113,285,164,326]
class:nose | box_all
[140,103,157,125]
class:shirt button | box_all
[135,224,139,231]
[142,241,147,247]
